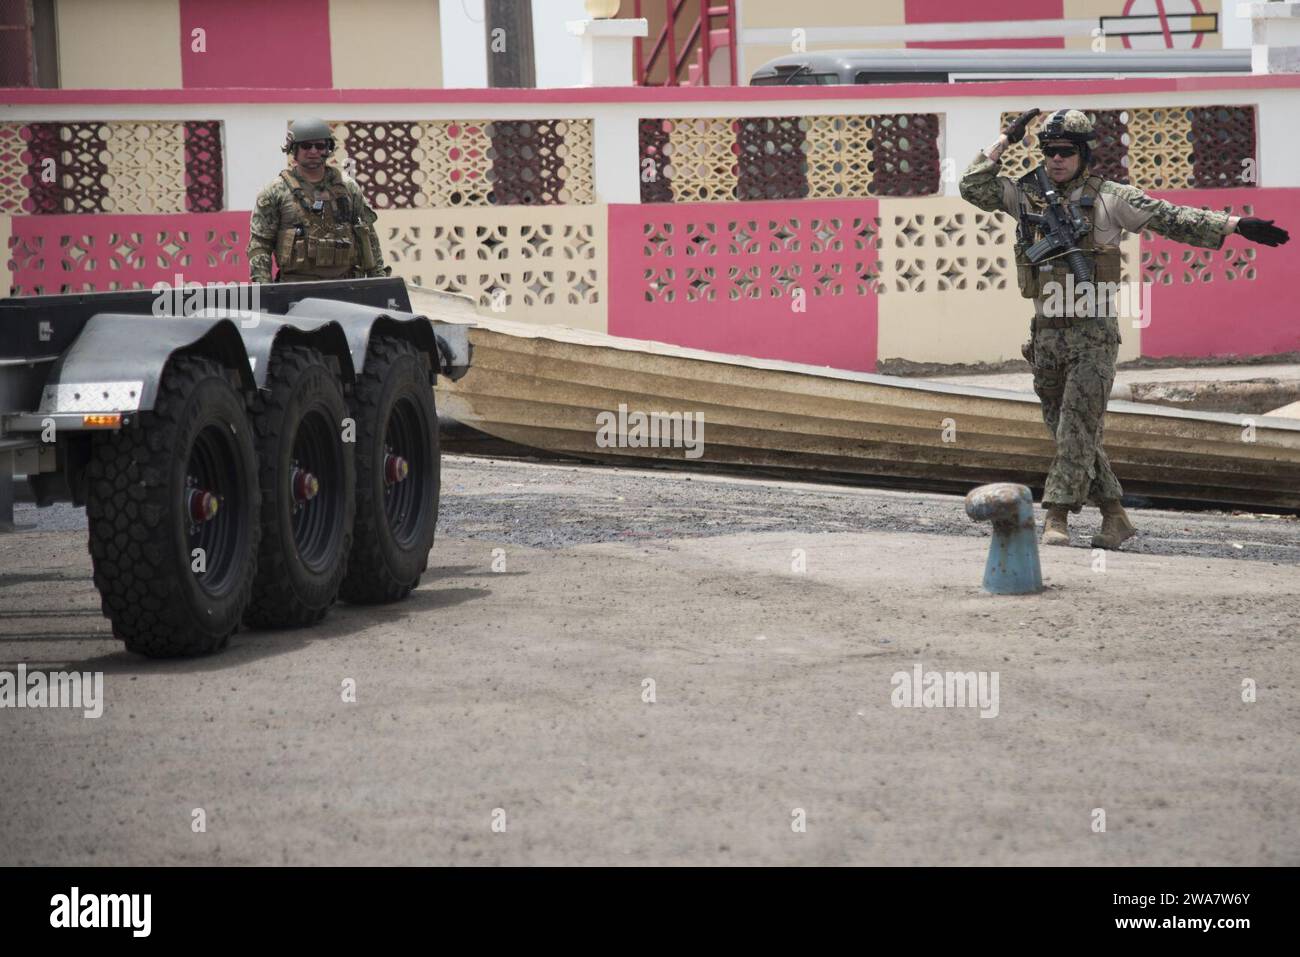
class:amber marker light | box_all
[82,414,122,428]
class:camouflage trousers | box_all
[1029,315,1124,511]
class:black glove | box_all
[1003,108,1041,145]
[1237,217,1290,247]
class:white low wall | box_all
[4,76,1297,210]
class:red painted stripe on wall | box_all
[904,0,1064,23]
[179,0,332,90]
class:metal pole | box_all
[727,0,738,85]
[634,0,643,85]
[484,0,536,88]
[666,0,678,86]
[702,2,712,86]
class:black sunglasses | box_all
[297,140,333,152]
[1041,145,1080,158]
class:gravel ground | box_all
[433,457,1300,564]
[18,454,1298,564]
[1,455,1297,866]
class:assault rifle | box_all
[1017,166,1093,285]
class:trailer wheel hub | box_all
[187,488,220,524]
[292,466,320,504]
[384,452,409,485]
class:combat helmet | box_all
[1040,108,1096,165]
[1040,109,1096,145]
[283,117,335,154]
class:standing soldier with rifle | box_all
[960,108,1289,549]
[247,117,390,284]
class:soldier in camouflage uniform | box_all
[248,117,389,284]
[960,108,1289,548]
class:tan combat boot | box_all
[1092,500,1137,550]
[1042,505,1070,546]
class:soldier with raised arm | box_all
[960,108,1289,549]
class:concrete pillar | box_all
[565,17,648,87]
[1240,0,1300,73]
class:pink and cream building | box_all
[3,0,1297,371]
[7,2,1229,92]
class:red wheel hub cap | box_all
[187,488,220,523]
[385,453,409,485]
[292,467,320,503]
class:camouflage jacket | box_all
[247,165,388,283]
[959,151,1233,251]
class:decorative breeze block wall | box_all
[872,197,1142,365]
[608,200,880,371]
[6,212,248,296]
[997,107,1257,191]
[0,121,225,215]
[639,114,941,203]
[878,206,1015,295]
[1138,189,1300,359]
[376,205,606,332]
[331,119,595,209]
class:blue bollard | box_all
[964,483,1044,595]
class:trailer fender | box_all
[429,324,472,383]
[285,298,469,382]
[228,312,357,388]
[37,314,254,416]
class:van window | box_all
[854,71,949,84]
[752,72,838,86]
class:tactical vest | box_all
[1013,173,1122,302]
[274,169,378,281]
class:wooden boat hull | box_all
[411,289,1300,511]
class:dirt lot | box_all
[1,456,1297,866]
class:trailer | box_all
[0,278,471,658]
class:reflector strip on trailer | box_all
[38,381,143,414]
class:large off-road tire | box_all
[340,335,440,604]
[244,345,355,628]
[87,355,260,657]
